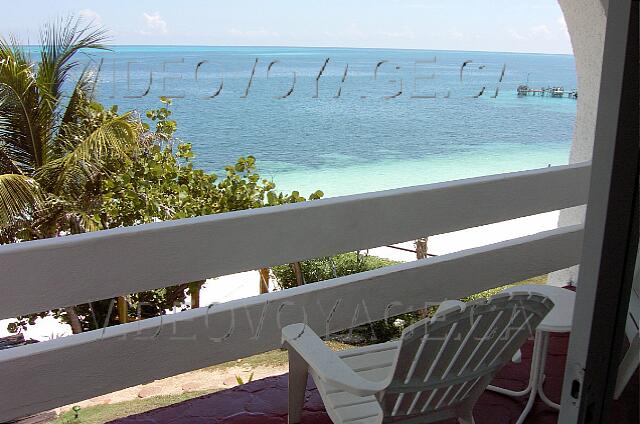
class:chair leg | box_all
[458,410,475,424]
[288,349,309,424]
[614,333,640,399]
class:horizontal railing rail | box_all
[0,162,590,420]
[0,162,590,319]
[0,226,583,420]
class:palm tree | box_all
[0,18,141,332]
[0,18,141,236]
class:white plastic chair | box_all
[614,258,640,399]
[282,291,554,424]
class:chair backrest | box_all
[625,256,640,340]
[378,291,553,421]
[614,249,640,399]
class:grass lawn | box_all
[203,339,352,372]
[51,340,352,424]
[53,391,212,424]
[463,274,548,301]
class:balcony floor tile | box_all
[111,330,638,424]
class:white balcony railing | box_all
[0,162,590,421]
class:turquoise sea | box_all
[88,46,577,197]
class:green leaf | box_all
[0,174,42,227]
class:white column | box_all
[550,0,607,286]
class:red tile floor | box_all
[112,331,638,424]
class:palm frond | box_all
[35,155,89,198]
[37,16,109,103]
[37,113,139,196]
[0,49,43,170]
[0,35,30,67]
[0,143,23,174]
[0,174,42,227]
[0,17,109,173]
[76,211,102,233]
[0,17,120,239]
[70,112,139,160]
[56,61,102,143]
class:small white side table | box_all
[487,284,576,424]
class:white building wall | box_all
[550,0,607,285]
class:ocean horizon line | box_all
[16,43,575,57]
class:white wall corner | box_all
[550,0,607,286]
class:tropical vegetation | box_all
[272,252,398,290]
[272,252,423,342]
[0,18,322,334]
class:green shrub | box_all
[271,252,397,290]
[272,252,422,344]
[271,254,549,345]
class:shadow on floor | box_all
[111,331,638,424]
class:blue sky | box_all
[1,0,572,54]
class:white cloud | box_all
[530,24,552,38]
[557,15,569,34]
[508,28,526,40]
[324,23,366,40]
[141,12,168,35]
[380,26,416,39]
[388,0,442,9]
[228,28,280,38]
[556,15,571,46]
[449,28,464,41]
[508,23,557,42]
[78,9,102,26]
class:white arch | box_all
[552,0,607,284]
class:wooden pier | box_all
[517,85,578,99]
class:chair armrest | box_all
[512,349,522,363]
[434,300,466,318]
[282,324,386,397]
